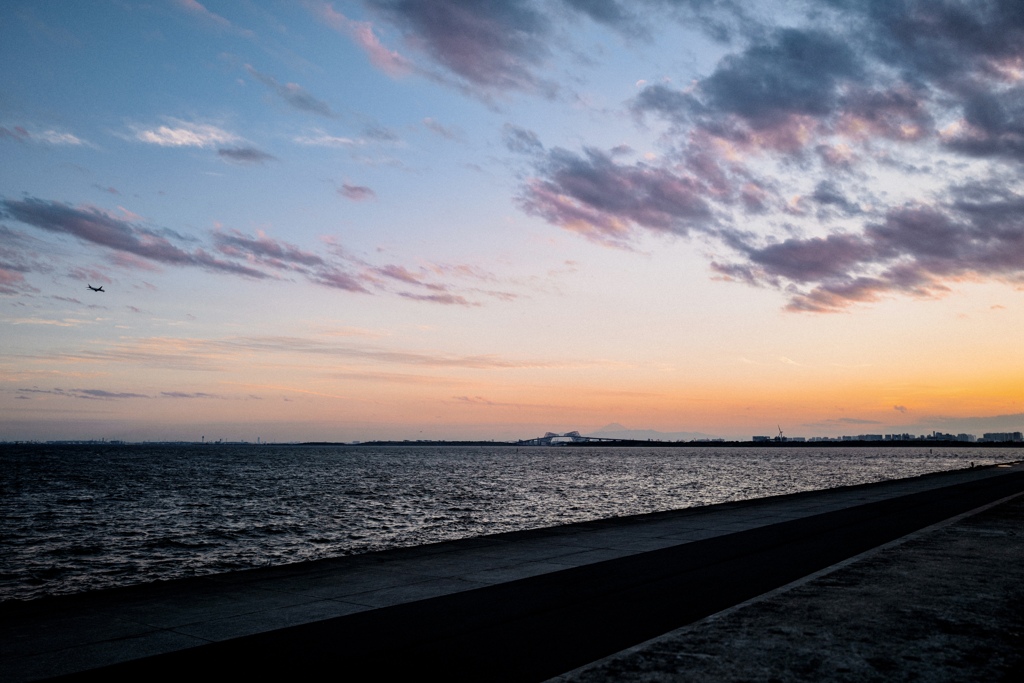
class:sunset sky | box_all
[2,0,1023,442]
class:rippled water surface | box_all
[1,443,1017,602]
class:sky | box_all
[2,0,1023,443]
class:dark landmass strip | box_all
[3,440,1020,450]
[301,440,516,447]
[304,439,1021,448]
[563,439,1023,448]
[342,439,1022,448]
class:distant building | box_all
[752,436,771,442]
[887,433,914,441]
[956,434,976,442]
[926,431,960,441]
[981,432,1023,442]
[858,434,884,441]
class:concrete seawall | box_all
[555,481,1024,682]
[3,463,1022,681]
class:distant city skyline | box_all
[10,430,1023,446]
[2,2,1023,442]
[6,424,1023,447]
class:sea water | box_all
[1,443,1016,602]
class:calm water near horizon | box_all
[1,444,1019,603]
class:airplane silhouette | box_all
[87,285,105,292]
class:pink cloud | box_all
[308,2,412,77]
[68,266,113,284]
[362,0,555,95]
[108,252,162,272]
[0,126,31,142]
[376,264,423,285]
[214,230,324,270]
[310,267,371,293]
[2,197,267,279]
[836,85,933,142]
[519,148,713,247]
[0,268,31,294]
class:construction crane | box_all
[777,425,784,441]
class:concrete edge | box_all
[545,487,1024,682]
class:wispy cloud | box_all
[364,0,554,95]
[211,229,370,293]
[245,65,337,118]
[365,264,476,306]
[802,417,884,428]
[308,266,372,293]
[35,334,589,372]
[1,125,87,146]
[503,123,543,155]
[214,230,324,269]
[423,117,459,140]
[293,131,360,147]
[17,387,148,400]
[0,261,37,294]
[1,197,267,278]
[3,196,525,306]
[67,266,112,284]
[399,291,475,306]
[217,146,277,164]
[306,1,413,77]
[172,0,254,38]
[132,119,238,148]
[0,126,30,142]
[292,124,403,150]
[450,395,546,409]
[7,317,93,327]
[36,130,87,145]
[339,183,375,201]
[79,389,148,399]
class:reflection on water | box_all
[1,444,1014,602]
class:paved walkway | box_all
[2,463,1022,681]
[554,480,1024,682]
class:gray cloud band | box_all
[0,197,513,304]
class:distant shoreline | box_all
[563,439,1024,448]
[314,440,1024,448]
[3,440,1021,449]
